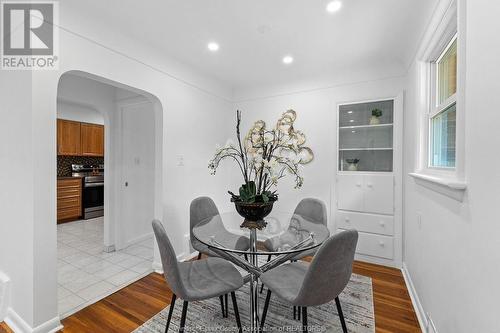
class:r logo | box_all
[2,2,54,55]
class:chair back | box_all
[294,198,327,226]
[295,229,358,306]
[152,220,187,299]
[190,196,220,241]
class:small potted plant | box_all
[370,108,383,125]
[346,158,360,171]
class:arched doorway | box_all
[56,71,163,317]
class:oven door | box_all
[83,182,104,215]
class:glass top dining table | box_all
[192,211,330,332]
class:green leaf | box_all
[247,181,256,196]
[262,193,269,202]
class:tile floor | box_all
[57,217,154,317]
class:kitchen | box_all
[57,119,105,223]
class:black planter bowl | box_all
[233,200,276,230]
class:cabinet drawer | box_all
[57,187,81,198]
[58,197,81,209]
[57,177,82,187]
[57,179,82,188]
[337,211,394,236]
[338,229,394,259]
[57,207,81,220]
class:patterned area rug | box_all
[134,273,374,332]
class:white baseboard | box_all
[5,308,31,333]
[152,261,163,274]
[32,316,63,333]
[125,232,153,248]
[5,308,62,333]
[0,271,10,321]
[103,244,115,253]
[401,263,427,332]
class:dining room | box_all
[1,0,500,333]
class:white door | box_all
[120,102,155,247]
[337,175,364,211]
[363,174,394,214]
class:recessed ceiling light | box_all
[283,56,294,64]
[349,119,354,123]
[348,111,353,114]
[326,1,342,13]
[207,42,219,52]
[351,130,356,133]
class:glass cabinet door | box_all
[338,100,394,172]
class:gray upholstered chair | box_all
[261,198,329,293]
[259,229,359,333]
[152,220,244,332]
[190,196,250,260]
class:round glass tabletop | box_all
[192,211,330,255]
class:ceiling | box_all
[66,0,437,91]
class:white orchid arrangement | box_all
[208,110,313,203]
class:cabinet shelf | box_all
[339,123,393,130]
[339,148,393,151]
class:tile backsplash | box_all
[57,156,104,177]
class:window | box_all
[430,36,457,168]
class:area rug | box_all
[134,273,374,333]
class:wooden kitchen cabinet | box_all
[57,119,81,156]
[81,123,104,157]
[57,178,82,222]
[57,119,104,157]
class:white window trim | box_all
[410,0,466,201]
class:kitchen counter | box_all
[57,176,83,180]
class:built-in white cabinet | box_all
[337,174,393,215]
[336,97,402,267]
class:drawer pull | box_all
[378,241,385,247]
[345,217,350,223]
[356,183,362,187]
[379,221,385,227]
[367,183,373,188]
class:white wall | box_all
[234,77,406,231]
[403,0,500,332]
[1,2,234,331]
[57,101,104,125]
[0,71,35,329]
[119,101,156,248]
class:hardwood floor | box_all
[0,260,421,333]
[353,261,421,333]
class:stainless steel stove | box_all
[72,164,104,219]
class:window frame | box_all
[428,34,458,170]
[415,0,465,178]
[410,0,466,200]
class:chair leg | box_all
[179,301,189,333]
[224,294,229,318]
[231,292,242,333]
[302,307,308,333]
[244,253,248,261]
[335,296,348,333]
[297,306,301,320]
[197,252,202,260]
[165,294,176,333]
[260,290,272,330]
[293,306,296,320]
[219,295,225,318]
[260,255,272,294]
